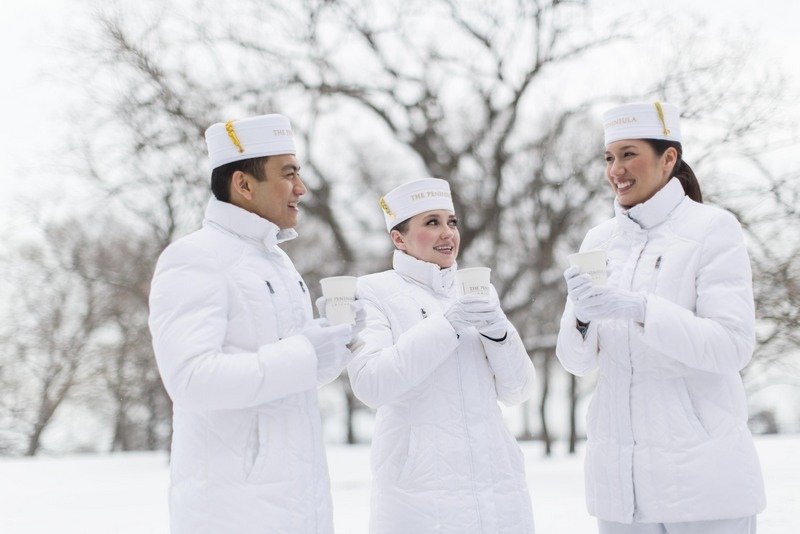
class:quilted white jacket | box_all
[349,250,536,533]
[149,198,332,534]
[556,178,766,523]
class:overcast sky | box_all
[1,0,798,233]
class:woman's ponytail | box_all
[673,160,702,203]
[644,139,703,203]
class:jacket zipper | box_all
[271,270,319,531]
[455,348,483,529]
[626,244,648,521]
[264,280,283,339]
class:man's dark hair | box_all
[210,156,270,202]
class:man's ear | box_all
[230,170,253,201]
[390,229,407,251]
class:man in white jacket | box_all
[149,113,354,534]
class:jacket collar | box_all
[392,250,457,297]
[203,197,297,249]
[614,177,685,230]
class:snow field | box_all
[0,436,796,533]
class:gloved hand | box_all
[444,295,498,335]
[564,266,646,323]
[577,285,646,323]
[564,266,596,323]
[315,296,327,319]
[315,296,366,344]
[301,318,354,386]
[477,297,508,340]
[350,299,367,342]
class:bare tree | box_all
[0,214,175,455]
[65,221,172,451]
[0,223,112,455]
[724,165,800,396]
[26,0,794,455]
[82,0,618,452]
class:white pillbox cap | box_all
[205,114,296,169]
[379,178,455,232]
[602,102,682,146]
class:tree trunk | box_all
[517,400,534,441]
[26,383,65,456]
[344,382,358,444]
[25,421,47,456]
[538,353,551,456]
[346,396,355,445]
[112,403,128,451]
[569,373,578,454]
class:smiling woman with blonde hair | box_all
[556,102,766,533]
[348,178,536,533]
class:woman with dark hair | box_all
[556,102,765,533]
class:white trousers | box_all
[598,515,756,534]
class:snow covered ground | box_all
[0,435,797,533]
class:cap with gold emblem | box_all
[379,178,455,232]
[602,101,681,146]
[204,114,296,169]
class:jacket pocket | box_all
[243,415,260,476]
[396,427,420,488]
[503,426,525,472]
[586,376,611,441]
[677,378,710,439]
[243,414,293,484]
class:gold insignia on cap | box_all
[654,101,671,136]
[379,197,395,220]
[225,120,245,153]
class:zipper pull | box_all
[298,280,306,293]
[265,280,275,294]
[420,308,427,319]
[655,256,662,269]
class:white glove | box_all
[351,299,366,342]
[564,266,646,323]
[478,297,508,340]
[564,266,595,323]
[444,295,498,335]
[314,295,327,318]
[315,296,366,344]
[301,318,354,386]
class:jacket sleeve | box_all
[347,283,460,409]
[555,298,600,376]
[555,231,602,376]
[148,242,317,410]
[480,324,536,406]
[640,211,756,374]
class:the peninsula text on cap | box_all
[379,178,455,232]
[602,102,681,146]
[205,114,296,169]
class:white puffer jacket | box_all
[349,251,536,534]
[556,178,766,524]
[149,198,333,534]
